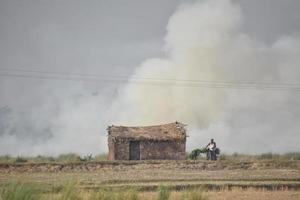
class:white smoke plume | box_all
[0,0,300,155]
[109,0,300,153]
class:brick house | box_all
[107,122,187,160]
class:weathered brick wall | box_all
[114,139,130,160]
[108,137,186,160]
[107,137,115,160]
[140,140,186,160]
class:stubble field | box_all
[0,157,300,199]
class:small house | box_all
[107,122,187,160]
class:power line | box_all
[1,67,300,87]
[1,73,300,92]
[1,68,300,92]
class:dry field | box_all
[0,160,300,199]
[137,190,300,200]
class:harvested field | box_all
[142,190,300,200]
[0,160,299,193]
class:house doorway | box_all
[129,141,140,160]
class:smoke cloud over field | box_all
[109,0,300,153]
[0,0,300,155]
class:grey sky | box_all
[0,0,182,73]
[0,0,300,155]
[1,0,299,73]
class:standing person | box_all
[206,139,217,160]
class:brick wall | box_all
[140,140,186,160]
[107,137,115,160]
[108,138,186,160]
[114,139,130,160]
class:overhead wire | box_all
[1,67,300,86]
[1,67,300,92]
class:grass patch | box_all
[59,181,80,200]
[0,183,39,200]
[94,153,108,161]
[92,187,139,200]
[157,185,171,200]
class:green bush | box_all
[189,148,208,160]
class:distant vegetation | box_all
[0,153,108,164]
[218,152,300,161]
[0,152,300,164]
[188,151,300,161]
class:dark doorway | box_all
[129,141,140,160]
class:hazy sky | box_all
[0,0,300,156]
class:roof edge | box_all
[107,121,186,129]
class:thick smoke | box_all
[109,0,241,126]
[0,0,300,155]
[0,83,112,155]
[109,0,300,153]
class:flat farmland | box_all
[0,160,299,199]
